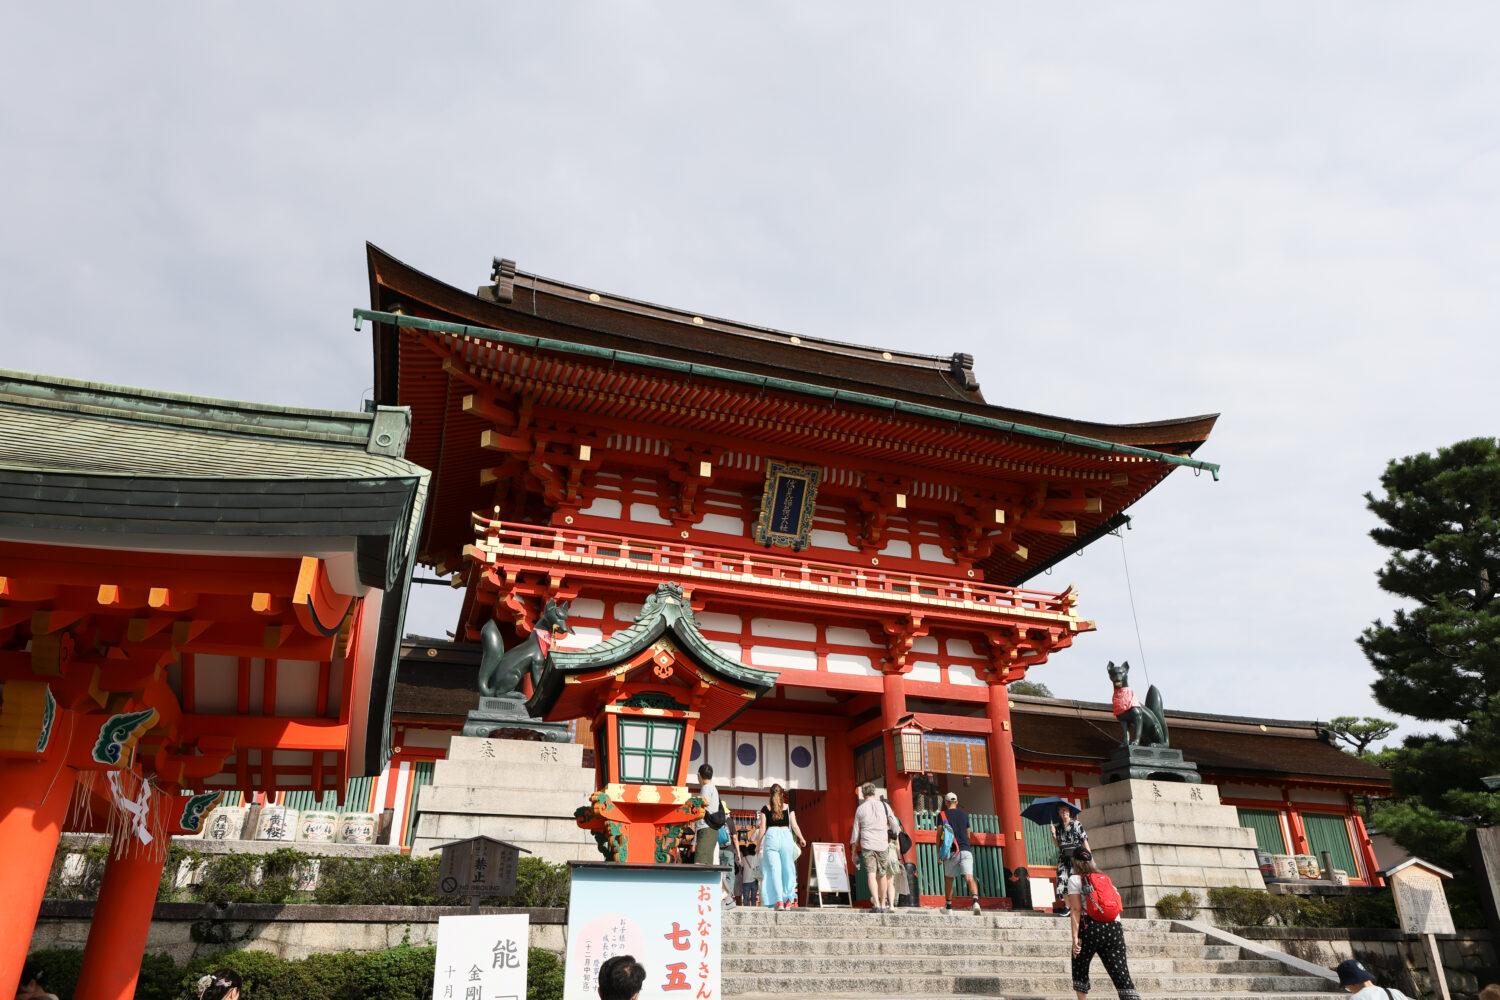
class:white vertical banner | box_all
[433,913,529,1000]
[707,730,735,786]
[814,736,827,791]
[786,734,817,790]
[760,733,788,788]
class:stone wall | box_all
[30,902,566,964]
[1234,926,1498,997]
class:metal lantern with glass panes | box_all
[525,583,779,863]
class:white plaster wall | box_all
[612,602,642,623]
[826,626,878,647]
[568,598,606,619]
[1290,787,1348,806]
[697,611,742,633]
[947,663,983,686]
[810,528,857,551]
[579,497,622,519]
[907,660,941,684]
[879,538,913,558]
[1018,768,1066,786]
[912,636,939,654]
[946,637,982,658]
[628,502,671,525]
[751,645,816,670]
[273,660,321,716]
[750,618,816,641]
[826,652,878,676]
[698,512,744,535]
[918,543,953,563]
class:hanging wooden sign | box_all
[753,460,821,550]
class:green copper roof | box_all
[0,368,419,479]
[527,582,779,717]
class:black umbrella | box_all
[1020,796,1082,826]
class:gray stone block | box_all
[448,735,585,766]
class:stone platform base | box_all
[409,735,600,864]
[1083,777,1266,921]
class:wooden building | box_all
[0,370,428,998]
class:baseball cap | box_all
[944,792,958,801]
[1335,960,1375,987]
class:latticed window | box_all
[1236,807,1288,854]
[1301,812,1358,876]
[617,718,684,785]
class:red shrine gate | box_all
[363,244,1221,891]
[0,372,426,999]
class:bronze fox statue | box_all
[477,599,571,697]
[1107,660,1169,748]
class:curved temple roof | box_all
[528,582,778,730]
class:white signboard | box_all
[433,913,529,1000]
[810,842,850,894]
[1391,867,1456,935]
[564,864,721,1000]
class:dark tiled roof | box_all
[1010,705,1390,788]
[366,244,1219,454]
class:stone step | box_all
[722,972,1334,995]
[731,993,1346,1000]
[723,910,1177,932]
[724,939,1242,959]
[724,956,1290,975]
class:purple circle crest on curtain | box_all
[790,746,813,769]
[690,740,702,761]
[736,743,758,766]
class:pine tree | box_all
[1358,437,1500,870]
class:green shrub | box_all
[21,947,84,1000]
[528,946,566,1000]
[514,857,571,908]
[194,848,316,904]
[1153,890,1200,920]
[34,943,564,1000]
[1207,886,1291,926]
[1208,886,1401,929]
[313,854,442,906]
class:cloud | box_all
[4,2,1498,747]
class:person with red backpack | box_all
[1065,849,1139,1000]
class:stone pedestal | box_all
[1083,778,1266,921]
[410,736,599,864]
[462,695,571,741]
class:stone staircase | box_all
[722,908,1345,998]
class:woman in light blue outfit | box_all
[753,783,806,910]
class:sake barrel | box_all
[255,806,299,841]
[202,806,248,842]
[338,812,378,844]
[1271,854,1299,881]
[298,810,339,843]
[1296,854,1321,879]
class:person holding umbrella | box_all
[1020,796,1090,916]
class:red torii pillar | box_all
[72,790,175,1000]
[878,668,916,836]
[0,756,78,999]
[984,679,1027,874]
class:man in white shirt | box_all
[693,763,720,865]
[1336,959,1415,999]
[850,782,897,912]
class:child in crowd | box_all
[740,842,761,907]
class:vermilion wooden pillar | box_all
[0,758,77,1000]
[823,727,856,847]
[879,669,915,836]
[984,681,1027,873]
[73,800,172,1000]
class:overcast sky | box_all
[5,4,1497,750]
